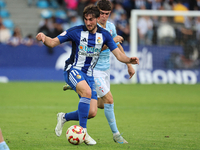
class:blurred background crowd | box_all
[0,0,200,49]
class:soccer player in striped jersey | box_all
[36,5,139,145]
[64,0,135,144]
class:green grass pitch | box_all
[0,82,200,150]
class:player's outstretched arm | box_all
[36,32,60,48]
[112,47,139,65]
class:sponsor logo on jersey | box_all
[76,75,81,79]
[78,45,101,53]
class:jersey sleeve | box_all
[57,30,73,44]
[104,31,118,51]
[111,24,119,45]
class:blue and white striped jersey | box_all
[94,21,119,71]
[57,25,117,76]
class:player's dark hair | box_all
[83,5,100,19]
[97,0,112,11]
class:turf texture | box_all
[0,82,200,150]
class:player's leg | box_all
[55,69,96,145]
[0,129,10,150]
[63,81,97,118]
[97,97,104,109]
[88,99,98,118]
[94,69,128,144]
[100,92,128,143]
[75,74,97,145]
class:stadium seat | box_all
[0,9,10,18]
[37,0,49,8]
[55,10,67,19]
[40,9,53,19]
[0,0,6,8]
[3,19,14,29]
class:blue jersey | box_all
[94,21,119,71]
[57,25,117,76]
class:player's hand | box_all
[36,32,46,43]
[130,57,139,65]
[113,35,124,43]
[127,65,135,79]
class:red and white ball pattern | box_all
[66,125,86,145]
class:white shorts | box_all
[93,69,110,98]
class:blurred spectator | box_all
[181,24,196,56]
[38,18,54,37]
[64,0,78,10]
[22,34,36,46]
[173,0,188,24]
[63,10,83,30]
[57,0,64,6]
[68,10,83,28]
[52,18,64,37]
[172,0,189,45]
[0,17,11,44]
[196,0,200,10]
[77,0,90,19]
[8,27,23,46]
[134,0,146,9]
[39,9,55,34]
[195,17,200,40]
[122,0,136,18]
[151,15,160,44]
[116,12,130,43]
[157,16,176,45]
[181,0,190,9]
[111,2,126,25]
[150,0,162,10]
[137,6,154,45]
[163,0,176,10]
[193,0,200,10]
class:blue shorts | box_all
[64,68,97,100]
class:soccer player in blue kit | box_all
[36,5,139,145]
[63,0,135,144]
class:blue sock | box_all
[78,97,91,128]
[65,110,79,121]
[104,103,119,134]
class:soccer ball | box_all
[66,125,86,145]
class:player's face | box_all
[99,9,111,24]
[84,14,98,33]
